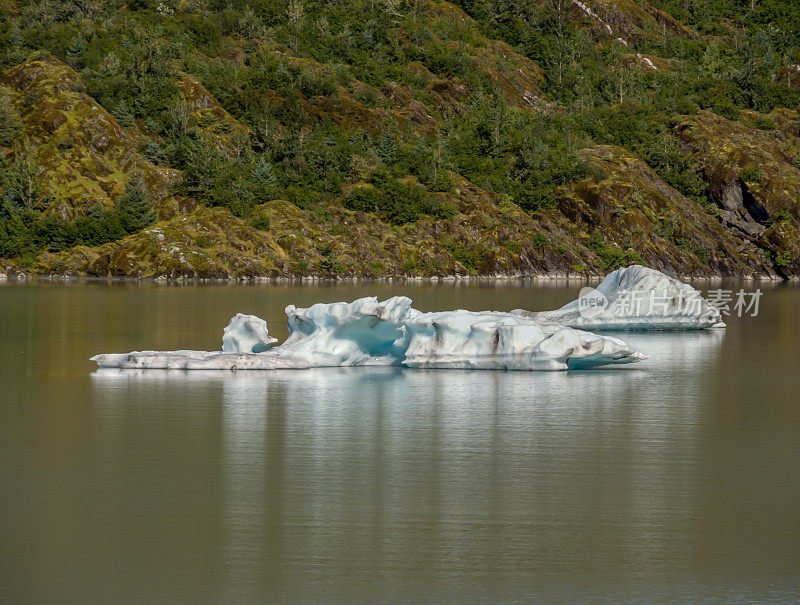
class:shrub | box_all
[586,230,642,270]
[343,179,451,224]
[209,177,256,217]
[248,210,271,232]
[739,165,764,184]
[532,233,549,250]
[194,234,214,248]
[342,186,382,214]
[644,131,707,199]
[775,250,792,269]
[445,240,482,272]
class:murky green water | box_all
[1,280,799,603]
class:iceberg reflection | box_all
[88,330,723,600]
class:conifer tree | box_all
[0,94,21,147]
[116,176,156,234]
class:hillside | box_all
[0,0,799,279]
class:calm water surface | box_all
[1,280,799,603]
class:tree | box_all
[2,137,44,212]
[66,34,87,69]
[170,98,192,137]
[0,94,22,147]
[113,99,136,129]
[115,176,156,234]
[287,0,304,53]
[542,0,574,89]
[252,157,277,190]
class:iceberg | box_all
[91,296,646,372]
[512,265,725,330]
[222,313,278,353]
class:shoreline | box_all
[0,271,793,285]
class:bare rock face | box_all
[675,112,800,219]
[569,0,693,44]
[718,181,768,238]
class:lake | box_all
[1,279,799,603]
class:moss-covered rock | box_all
[675,111,800,273]
[34,146,793,280]
[470,39,548,108]
[575,0,693,43]
[36,206,285,278]
[177,73,251,156]
[676,111,800,218]
[33,175,616,279]
[427,1,548,107]
[622,52,672,72]
[0,54,179,218]
[559,145,777,277]
[4,4,800,281]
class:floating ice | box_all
[222,313,278,353]
[402,310,645,370]
[91,296,646,372]
[513,265,725,330]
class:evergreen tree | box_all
[2,137,44,212]
[252,158,277,190]
[115,177,156,234]
[66,34,87,69]
[376,131,397,163]
[113,100,136,129]
[0,94,22,147]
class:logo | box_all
[577,287,608,319]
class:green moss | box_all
[194,234,214,248]
[739,165,764,184]
[586,230,642,271]
[776,251,792,268]
[531,233,549,250]
[444,240,483,273]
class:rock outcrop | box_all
[0,54,178,218]
[559,145,777,277]
[675,112,800,275]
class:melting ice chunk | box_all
[91,296,645,372]
[222,313,278,353]
[513,265,726,330]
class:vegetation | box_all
[0,172,156,260]
[0,0,798,276]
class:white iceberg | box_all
[512,265,725,330]
[91,296,646,372]
[222,313,278,353]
